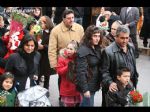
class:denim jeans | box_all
[80,93,95,107]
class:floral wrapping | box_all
[29,25,42,44]
[0,12,29,75]
[126,90,143,106]
[0,90,10,106]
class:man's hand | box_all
[109,82,118,92]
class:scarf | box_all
[18,50,35,76]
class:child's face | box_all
[2,78,13,91]
[66,44,76,57]
[117,72,131,87]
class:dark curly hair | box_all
[80,25,103,48]
[18,33,38,53]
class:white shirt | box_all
[96,14,103,27]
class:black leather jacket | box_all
[76,45,102,93]
[101,42,139,89]
[105,80,134,107]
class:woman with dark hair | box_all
[31,7,42,22]
[76,25,103,107]
[5,33,41,92]
[37,16,54,89]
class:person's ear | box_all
[63,18,65,21]
[117,75,120,80]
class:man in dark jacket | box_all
[101,25,139,106]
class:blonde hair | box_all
[68,40,79,51]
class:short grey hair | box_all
[116,25,130,37]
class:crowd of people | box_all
[0,7,147,107]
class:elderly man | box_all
[48,9,84,106]
[101,25,139,106]
[102,20,123,48]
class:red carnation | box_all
[129,90,143,104]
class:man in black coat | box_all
[101,25,139,106]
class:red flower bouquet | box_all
[129,90,143,104]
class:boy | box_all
[105,67,134,107]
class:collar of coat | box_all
[61,21,76,32]
[110,42,134,53]
[77,45,101,59]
